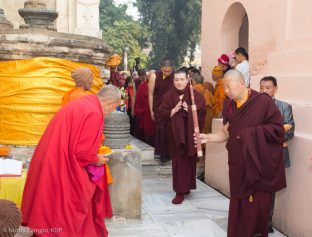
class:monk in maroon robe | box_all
[109,69,125,88]
[197,70,286,237]
[134,78,155,146]
[21,85,121,237]
[133,69,148,141]
[148,59,174,163]
[158,69,206,204]
[106,54,125,88]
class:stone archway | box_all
[239,14,249,51]
[220,2,249,53]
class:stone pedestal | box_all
[108,147,142,219]
[18,0,58,31]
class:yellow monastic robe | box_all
[213,79,227,117]
[193,83,215,133]
[62,87,89,106]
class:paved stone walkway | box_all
[106,176,287,237]
[13,141,287,237]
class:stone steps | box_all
[131,136,205,178]
[130,136,163,177]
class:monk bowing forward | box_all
[158,68,206,204]
[21,86,121,237]
[196,70,286,237]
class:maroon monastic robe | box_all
[109,71,125,88]
[158,86,206,193]
[134,80,155,146]
[21,95,112,237]
[222,90,286,237]
[153,70,174,157]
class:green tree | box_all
[104,20,150,68]
[136,0,201,68]
[99,0,150,68]
[99,0,132,32]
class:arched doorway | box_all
[239,14,249,52]
[220,2,249,53]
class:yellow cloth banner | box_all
[0,170,27,209]
[0,57,103,145]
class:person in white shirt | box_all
[234,47,250,87]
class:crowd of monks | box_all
[105,53,291,237]
[108,59,228,164]
[14,50,293,237]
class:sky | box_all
[113,0,140,20]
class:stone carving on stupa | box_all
[18,0,58,31]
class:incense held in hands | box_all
[189,83,203,157]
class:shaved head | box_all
[97,85,121,115]
[224,70,245,85]
[97,85,121,104]
[223,70,248,100]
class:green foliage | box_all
[99,0,150,68]
[136,0,201,68]
[99,0,131,32]
[104,20,150,68]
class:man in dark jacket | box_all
[260,76,295,233]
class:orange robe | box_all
[62,87,113,184]
[193,83,215,133]
[203,81,215,95]
[213,79,227,117]
[62,87,89,106]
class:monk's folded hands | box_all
[182,101,188,111]
[170,100,183,117]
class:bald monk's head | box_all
[71,67,94,90]
[97,85,121,115]
[223,69,248,100]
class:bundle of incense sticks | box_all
[189,81,203,157]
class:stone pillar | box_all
[108,148,142,219]
[103,111,142,219]
[0,8,13,29]
[104,111,130,149]
[123,46,129,71]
